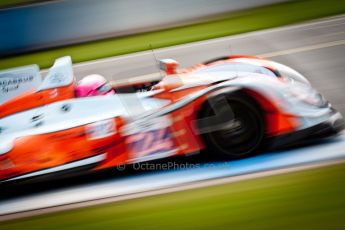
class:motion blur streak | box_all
[259,39,345,58]
[1,134,345,218]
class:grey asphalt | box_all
[2,15,345,219]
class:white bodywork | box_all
[0,94,170,155]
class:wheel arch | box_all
[197,87,265,123]
[196,86,296,138]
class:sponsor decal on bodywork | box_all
[86,119,116,140]
[123,116,176,163]
[0,65,41,104]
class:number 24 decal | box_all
[127,128,175,158]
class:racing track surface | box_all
[1,15,345,220]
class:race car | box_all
[0,55,343,183]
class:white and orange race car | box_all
[0,55,343,183]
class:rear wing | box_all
[38,56,74,91]
[0,64,42,104]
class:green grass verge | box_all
[0,0,39,9]
[1,0,345,70]
[2,162,345,229]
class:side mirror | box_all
[159,59,179,75]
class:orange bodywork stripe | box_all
[0,84,75,118]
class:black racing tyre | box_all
[198,93,265,159]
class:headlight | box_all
[85,119,116,140]
[285,84,328,107]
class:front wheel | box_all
[198,93,265,159]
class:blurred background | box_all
[1,0,345,229]
[0,0,286,56]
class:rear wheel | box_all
[198,93,265,159]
